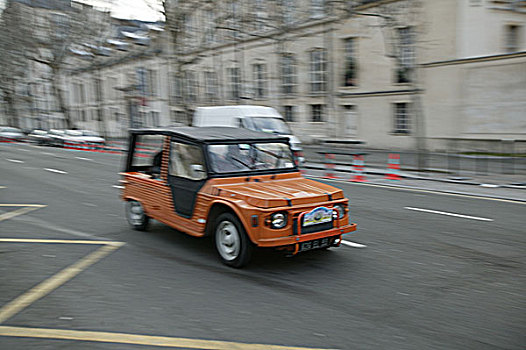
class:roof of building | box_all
[129,127,289,144]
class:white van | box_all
[192,105,304,164]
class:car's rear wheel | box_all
[126,200,149,231]
[214,213,253,268]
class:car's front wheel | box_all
[214,213,253,268]
[125,200,149,231]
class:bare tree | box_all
[155,0,217,124]
[0,1,35,127]
[29,2,112,129]
[345,0,428,170]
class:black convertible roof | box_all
[130,126,290,144]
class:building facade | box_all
[62,0,526,151]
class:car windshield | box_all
[82,130,100,137]
[246,117,292,134]
[208,142,295,174]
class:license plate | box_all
[302,207,333,227]
[298,237,331,252]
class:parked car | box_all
[61,130,105,146]
[192,105,305,165]
[120,127,357,268]
[48,129,66,147]
[0,126,25,142]
[77,130,105,145]
[27,129,53,145]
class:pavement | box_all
[1,141,525,350]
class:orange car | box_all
[120,127,357,267]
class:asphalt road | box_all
[1,142,525,350]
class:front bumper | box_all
[257,222,357,248]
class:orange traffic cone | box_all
[323,152,338,179]
[385,153,401,180]
[350,154,366,182]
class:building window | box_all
[149,111,160,127]
[505,25,520,53]
[396,27,413,83]
[185,71,197,103]
[171,110,186,124]
[204,71,218,100]
[310,0,325,19]
[204,10,215,43]
[393,103,410,134]
[343,38,357,86]
[253,0,266,31]
[283,106,295,122]
[107,77,117,100]
[227,67,241,100]
[310,49,327,93]
[252,63,267,99]
[311,104,324,122]
[170,73,183,104]
[283,0,296,26]
[281,54,297,95]
[148,70,158,96]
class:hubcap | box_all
[127,201,144,226]
[216,221,240,261]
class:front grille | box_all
[300,220,334,234]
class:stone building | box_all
[63,0,526,151]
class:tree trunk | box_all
[51,68,72,129]
[3,88,19,128]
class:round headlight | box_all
[334,204,345,219]
[270,212,287,229]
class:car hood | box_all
[212,177,344,208]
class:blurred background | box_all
[0,0,524,171]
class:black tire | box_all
[214,212,253,268]
[125,200,149,231]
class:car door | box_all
[167,140,207,218]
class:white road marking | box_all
[308,175,526,205]
[404,207,493,222]
[75,156,92,161]
[112,185,124,189]
[341,240,367,248]
[41,152,55,156]
[480,184,499,188]
[17,148,30,152]
[44,168,68,174]
[59,317,74,320]
[6,159,24,163]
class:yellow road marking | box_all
[0,326,335,350]
[0,238,122,246]
[0,204,47,222]
[0,242,123,324]
[0,186,5,189]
